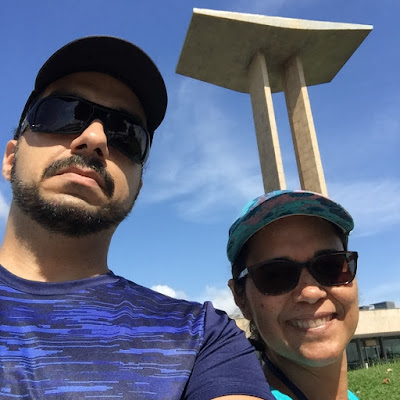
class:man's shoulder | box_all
[115,274,203,308]
[113,276,240,339]
[109,273,208,320]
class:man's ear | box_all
[228,279,253,321]
[3,140,17,182]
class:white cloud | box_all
[329,179,400,237]
[198,285,242,317]
[142,77,400,237]
[151,282,242,317]
[0,190,10,220]
[144,80,400,236]
[142,80,264,223]
[151,284,188,300]
[371,108,400,144]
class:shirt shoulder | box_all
[183,301,274,400]
[114,275,206,318]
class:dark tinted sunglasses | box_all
[20,95,150,164]
[238,251,358,295]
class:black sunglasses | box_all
[238,251,358,295]
[20,95,150,164]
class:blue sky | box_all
[1,0,399,314]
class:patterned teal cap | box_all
[227,190,354,264]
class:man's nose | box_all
[70,120,109,160]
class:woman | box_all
[227,190,359,400]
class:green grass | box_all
[348,360,400,399]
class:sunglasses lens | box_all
[106,115,149,163]
[245,251,357,295]
[28,96,150,164]
[311,252,356,285]
[251,260,300,295]
[33,97,91,133]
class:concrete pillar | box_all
[248,52,286,192]
[356,338,365,368]
[379,337,388,361]
[283,55,328,196]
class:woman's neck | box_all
[263,351,350,400]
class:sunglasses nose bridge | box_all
[71,111,110,160]
[89,107,108,134]
[82,108,113,146]
[305,264,324,286]
[295,262,324,289]
[290,266,330,304]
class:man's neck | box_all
[0,205,112,282]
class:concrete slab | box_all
[176,9,372,93]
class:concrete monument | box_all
[177,9,372,195]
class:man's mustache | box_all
[41,155,115,197]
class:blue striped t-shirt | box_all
[0,265,273,399]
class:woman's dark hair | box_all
[231,276,266,351]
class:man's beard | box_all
[10,154,138,237]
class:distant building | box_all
[371,301,396,310]
[347,302,400,369]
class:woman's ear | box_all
[228,279,253,320]
[3,140,17,181]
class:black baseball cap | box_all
[21,36,167,136]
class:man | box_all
[0,36,273,400]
